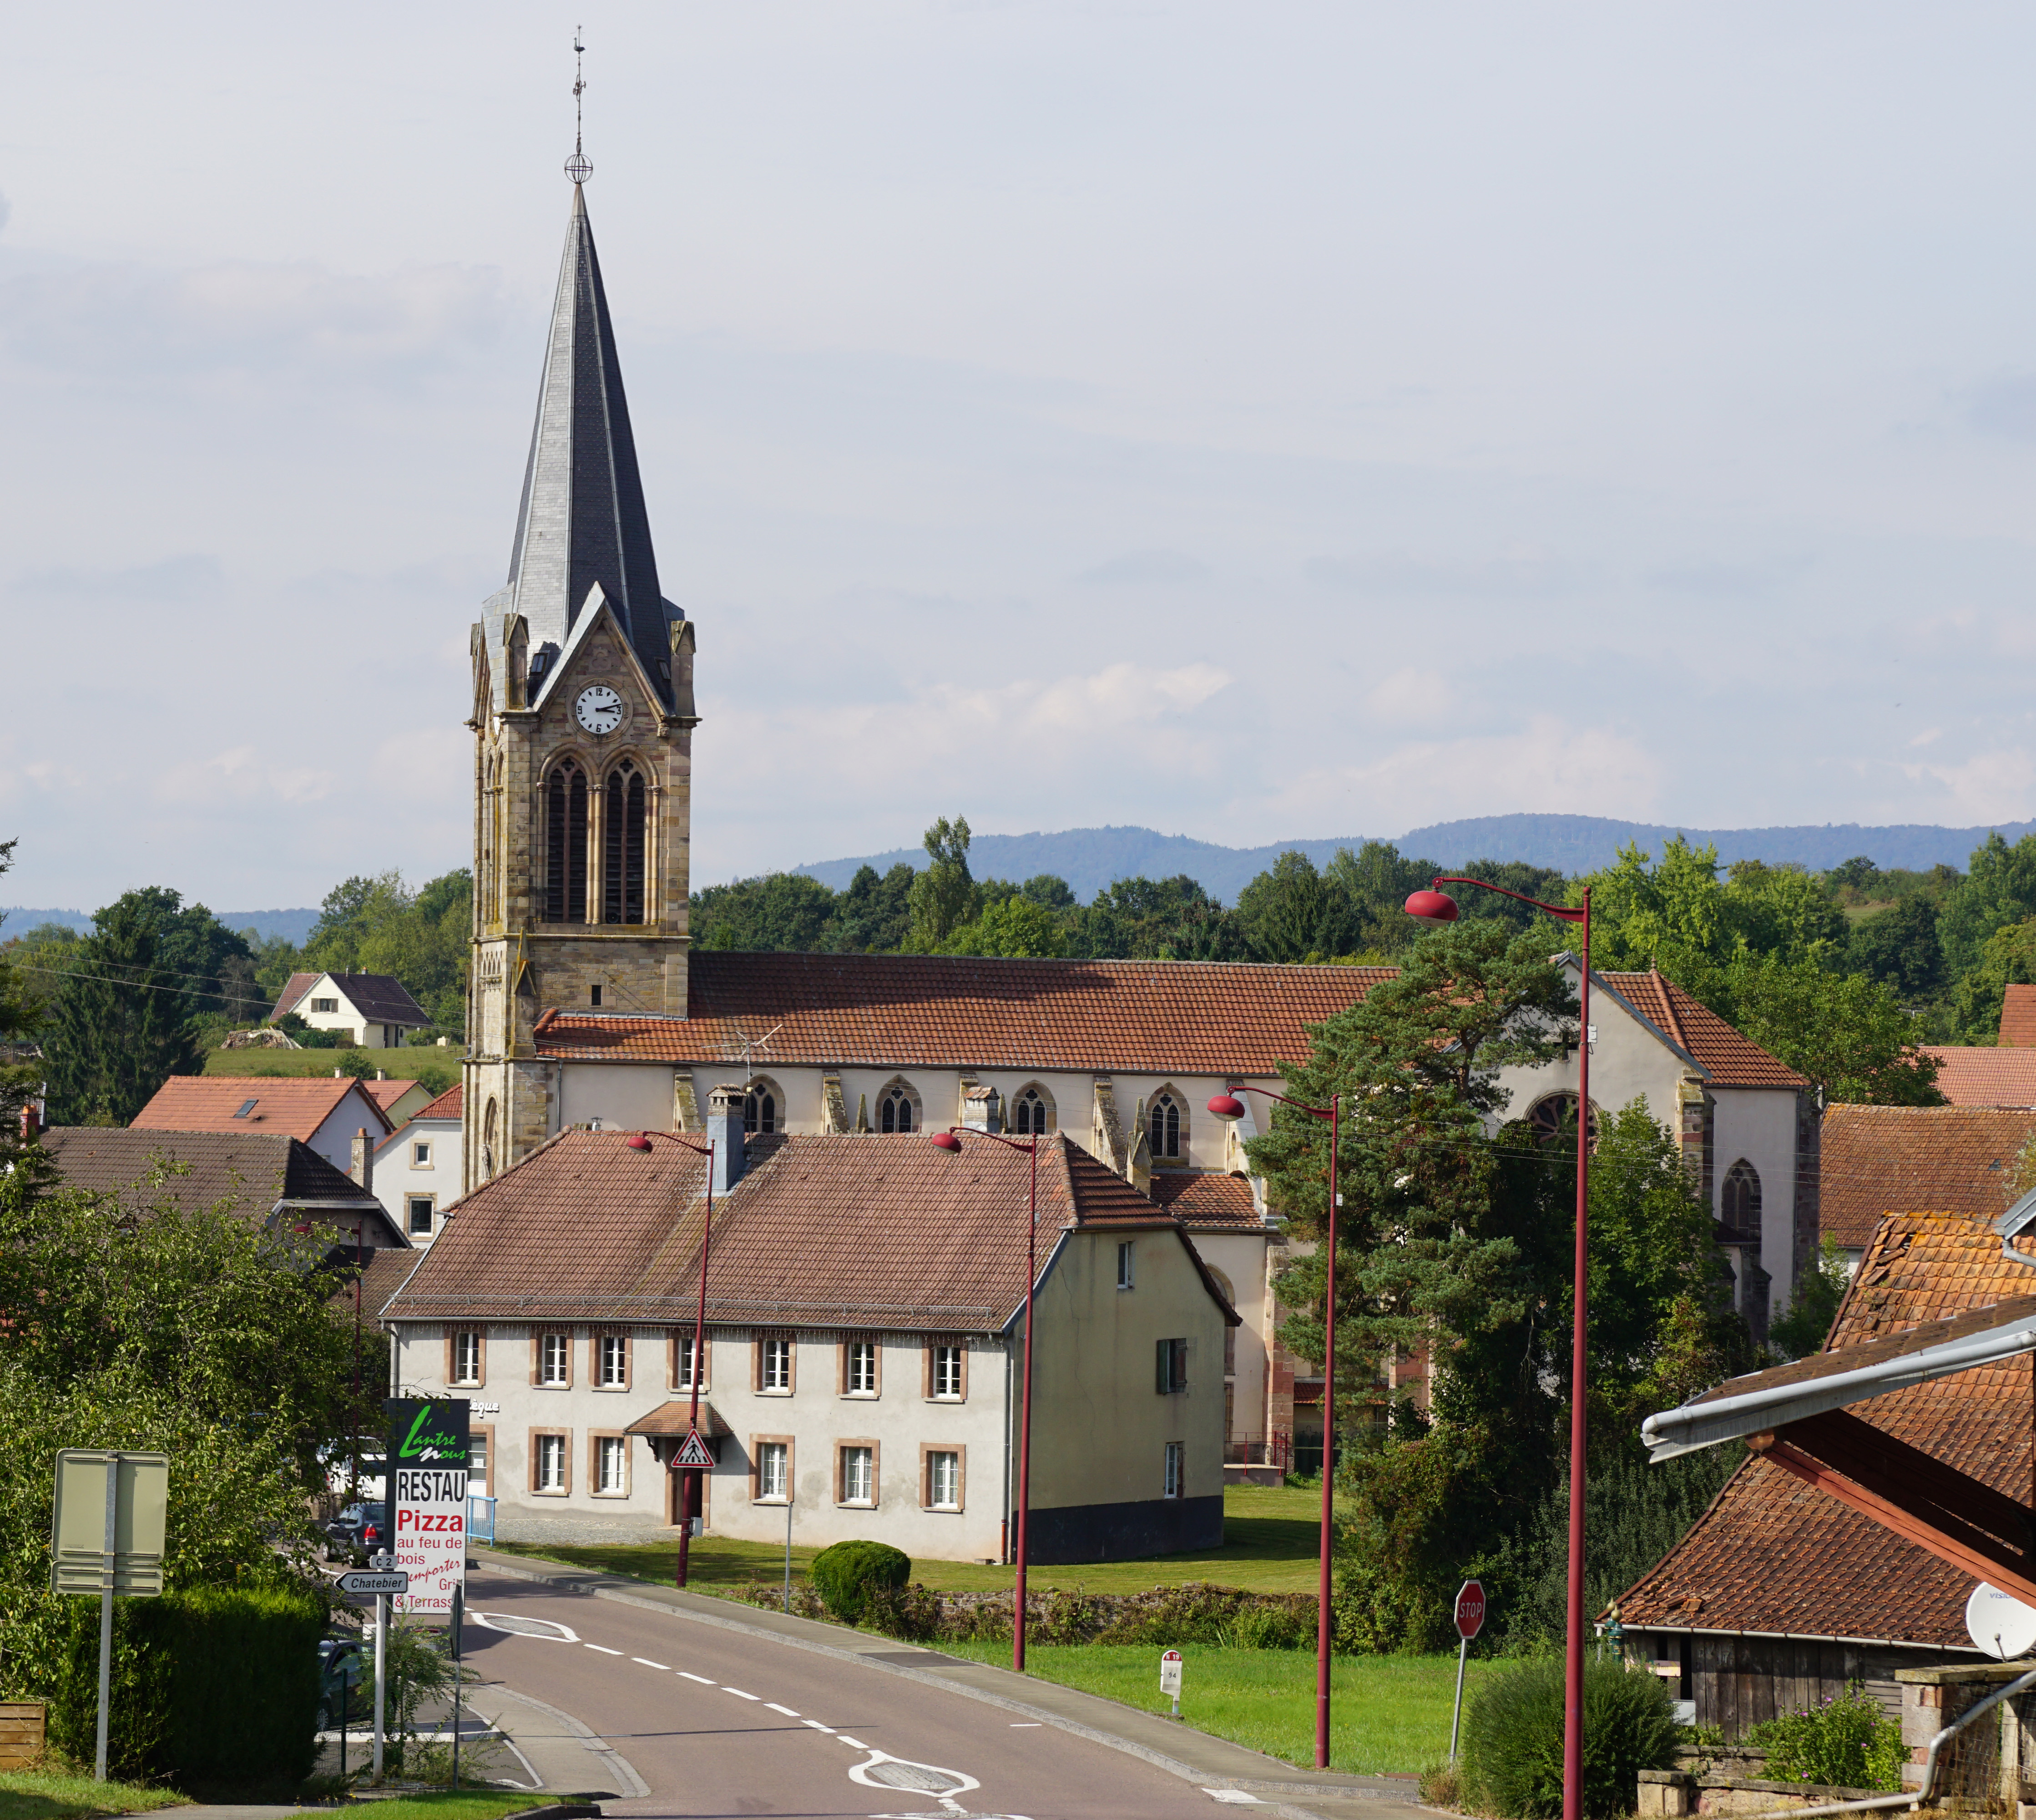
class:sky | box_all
[6,3,2036,912]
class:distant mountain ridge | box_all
[790,813,2036,905]
[1,907,321,944]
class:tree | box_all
[1769,1238,1850,1360]
[906,817,978,950]
[829,864,914,953]
[1852,894,1946,1001]
[1233,851,1362,962]
[1722,952,1943,1105]
[1951,915,2036,1042]
[44,895,206,1125]
[1939,832,2036,982]
[941,895,1069,958]
[692,872,839,953]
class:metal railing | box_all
[1223,1434,1291,1469]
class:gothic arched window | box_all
[1011,1085,1053,1136]
[743,1078,781,1135]
[544,762,589,924]
[1721,1159,1762,1239]
[1149,1092,1183,1159]
[1527,1093,1600,1150]
[602,761,647,925]
[879,1081,919,1134]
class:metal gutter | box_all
[1619,1623,1984,1655]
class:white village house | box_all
[271,971,433,1050]
[383,1089,1237,1560]
[371,1083,464,1244]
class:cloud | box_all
[1965,374,2036,440]
[1304,546,1583,598]
[152,746,338,810]
[0,256,511,380]
[15,554,222,600]
[1645,555,1810,597]
[1896,748,2036,825]
[1360,667,1459,728]
[1074,549,1210,586]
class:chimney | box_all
[20,1098,40,1143]
[707,1085,746,1198]
[351,1127,374,1193]
[961,1084,1000,1133]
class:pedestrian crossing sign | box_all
[673,1429,714,1468]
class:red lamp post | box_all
[628,1128,716,1589]
[1205,1084,1339,1771]
[927,1122,1041,1672]
[1405,875,1593,1820]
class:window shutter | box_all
[1156,1338,1170,1395]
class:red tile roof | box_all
[328,1245,428,1320]
[2003,985,2036,1048]
[1618,1210,2031,1647]
[361,1080,420,1114]
[413,1084,463,1121]
[1147,1170,1265,1229]
[1601,970,1807,1089]
[386,1129,1236,1333]
[530,953,1797,1088]
[133,1075,392,1143]
[1920,1046,2036,1107]
[533,954,1394,1074]
[1819,1105,2036,1248]
[270,971,322,1019]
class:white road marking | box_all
[585,1644,623,1656]
[839,1734,868,1747]
[632,1658,670,1671]
[766,1702,800,1716]
[1205,1792,1265,1806]
[722,1686,761,1700]
[803,1720,836,1733]
[470,1611,579,1643]
[1010,1722,1042,1727]
[678,1672,715,1684]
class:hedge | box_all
[49,1583,325,1785]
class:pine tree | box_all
[44,895,205,1126]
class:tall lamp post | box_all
[627,1128,716,1589]
[1405,876,1592,1820]
[1205,1085,1339,1772]
[927,1122,1040,1672]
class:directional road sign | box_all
[338,1571,410,1597]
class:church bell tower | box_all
[463,165,697,1191]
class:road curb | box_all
[502,1806,603,1820]
[471,1549,1415,1806]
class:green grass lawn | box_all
[322,1796,551,1820]
[938,1640,1493,1777]
[490,1482,1331,1597]
[203,1046,456,1089]
[0,1769,187,1820]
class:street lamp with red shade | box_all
[1405,875,1593,1820]
[1205,1083,1341,1771]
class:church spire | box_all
[502,55,674,705]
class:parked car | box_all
[315,1636,365,1732]
[322,1503,376,1562]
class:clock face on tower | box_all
[575,684,623,735]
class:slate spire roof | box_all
[500,182,676,705]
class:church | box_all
[458,172,1821,1479]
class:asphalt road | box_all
[460,1564,1219,1820]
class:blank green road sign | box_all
[51,1452,168,1597]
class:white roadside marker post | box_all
[94,1461,116,1782]
[373,1585,388,1782]
[1160,1648,1183,1722]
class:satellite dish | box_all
[1965,1583,2036,1660]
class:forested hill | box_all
[792,814,2036,902]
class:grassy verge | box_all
[203,1047,456,1089]
[937,1641,1494,1777]
[490,1483,1331,1596]
[0,1768,187,1820]
[320,1796,551,1820]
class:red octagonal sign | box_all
[1455,1579,1487,1641]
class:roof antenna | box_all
[565,26,593,185]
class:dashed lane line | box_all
[766,1703,800,1716]
[723,1686,761,1700]
[839,1734,868,1748]
[679,1671,715,1684]
[803,1721,836,1733]
[585,1643,623,1655]
[633,1658,670,1670]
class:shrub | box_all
[1460,1656,1679,1819]
[48,1583,325,1786]
[1232,1603,1311,1649]
[810,1541,911,1626]
[1747,1684,1905,1792]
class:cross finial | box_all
[565,27,592,185]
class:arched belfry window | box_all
[545,763,589,924]
[603,761,647,925]
[1721,1159,1762,1240]
[743,1077,782,1135]
[1011,1084,1053,1136]
[1149,1090,1185,1159]
[879,1079,920,1135]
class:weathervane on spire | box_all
[565,26,593,185]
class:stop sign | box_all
[1455,1579,1487,1641]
